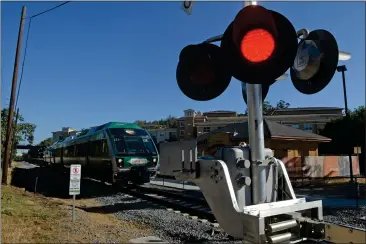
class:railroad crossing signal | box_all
[290,29,339,95]
[176,4,345,101]
[221,5,298,85]
[176,43,231,101]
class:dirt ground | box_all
[1,162,153,243]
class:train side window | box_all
[81,143,87,157]
[56,148,62,157]
[95,140,101,157]
[91,140,102,157]
[68,145,74,156]
[102,139,109,156]
[76,143,86,157]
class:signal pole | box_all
[2,6,26,184]
[242,0,267,205]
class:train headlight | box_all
[117,158,124,168]
[153,158,157,163]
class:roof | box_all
[273,107,343,112]
[197,119,331,142]
[49,122,144,148]
[203,110,236,114]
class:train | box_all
[43,122,159,185]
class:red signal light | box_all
[221,6,298,85]
[240,28,275,63]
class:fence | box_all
[282,155,364,187]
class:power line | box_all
[14,1,70,111]
[28,1,70,19]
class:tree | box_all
[276,100,290,110]
[1,108,36,158]
[134,115,178,129]
[242,100,291,116]
[38,137,52,147]
[318,106,365,174]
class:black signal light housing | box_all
[176,43,232,101]
[221,5,298,85]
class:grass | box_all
[2,162,153,243]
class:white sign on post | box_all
[69,164,81,195]
[181,1,194,15]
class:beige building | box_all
[52,127,78,144]
[148,128,177,143]
[176,107,343,140]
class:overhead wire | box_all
[14,1,71,112]
[28,1,70,19]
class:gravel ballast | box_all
[97,185,365,243]
[323,206,366,230]
[97,193,241,243]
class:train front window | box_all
[109,128,157,155]
[124,136,146,153]
[142,137,157,155]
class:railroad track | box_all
[122,185,218,225]
[121,183,366,244]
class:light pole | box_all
[336,65,354,183]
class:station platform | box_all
[150,178,366,208]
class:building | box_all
[51,127,78,144]
[147,128,177,144]
[196,119,331,158]
[176,107,343,140]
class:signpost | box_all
[69,164,81,221]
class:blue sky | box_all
[2,1,365,144]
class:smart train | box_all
[43,122,159,185]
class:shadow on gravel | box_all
[78,199,165,214]
[11,166,117,199]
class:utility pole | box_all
[9,108,20,168]
[2,6,26,184]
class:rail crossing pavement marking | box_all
[69,164,81,222]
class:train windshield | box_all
[109,128,157,155]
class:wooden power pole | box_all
[2,6,26,184]
[9,108,20,168]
